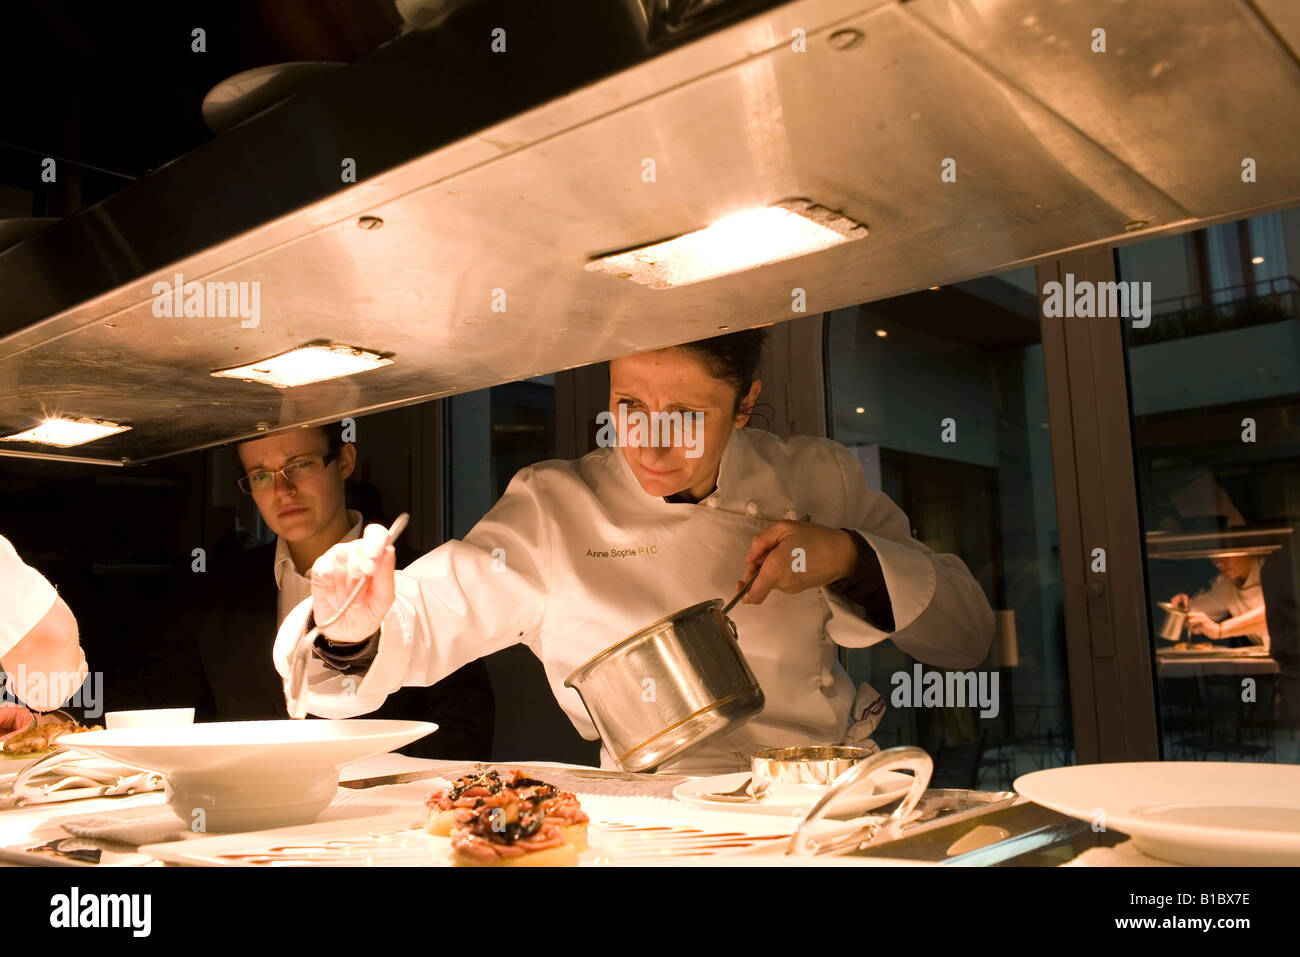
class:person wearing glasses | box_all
[106,423,495,759]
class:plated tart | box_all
[425,770,591,866]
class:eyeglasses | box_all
[237,451,339,494]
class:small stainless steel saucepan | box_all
[1155,600,1189,642]
[564,569,765,773]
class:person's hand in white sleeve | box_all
[0,536,88,711]
[309,522,398,643]
[274,467,552,717]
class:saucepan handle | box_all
[785,745,933,857]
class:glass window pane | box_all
[447,375,600,765]
[1119,207,1300,765]
[826,266,1072,790]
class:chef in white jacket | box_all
[274,330,995,772]
[0,534,90,738]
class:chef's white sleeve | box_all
[821,442,995,670]
[1188,578,1232,620]
[0,535,59,660]
[274,467,551,717]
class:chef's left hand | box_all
[737,521,857,604]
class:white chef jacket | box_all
[0,535,58,659]
[273,428,995,772]
[0,534,89,710]
[1189,557,1270,648]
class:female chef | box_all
[273,330,995,772]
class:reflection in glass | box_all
[1120,207,1300,764]
[826,266,1072,790]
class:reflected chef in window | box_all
[273,330,996,773]
[1169,553,1270,650]
[107,423,495,759]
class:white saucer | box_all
[673,770,912,817]
[1016,762,1300,866]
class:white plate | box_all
[60,719,435,832]
[672,770,913,817]
[140,794,803,866]
[1016,762,1300,865]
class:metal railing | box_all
[1129,275,1299,346]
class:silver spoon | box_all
[707,776,758,801]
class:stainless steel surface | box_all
[564,597,765,772]
[750,744,876,797]
[284,512,410,719]
[1146,527,1294,560]
[337,767,447,790]
[845,790,1089,865]
[786,745,932,857]
[3,0,1298,464]
[1154,601,1189,642]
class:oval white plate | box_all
[1016,762,1300,865]
[673,770,912,817]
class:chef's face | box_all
[1212,554,1252,582]
[609,348,760,499]
[236,429,355,542]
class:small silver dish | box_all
[750,744,879,798]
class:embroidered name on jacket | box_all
[586,545,658,558]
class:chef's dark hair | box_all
[231,421,347,472]
[678,328,768,417]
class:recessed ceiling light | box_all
[855,406,865,414]
[1,417,131,447]
[875,329,888,337]
[1252,256,1264,264]
[586,199,867,289]
[211,342,393,389]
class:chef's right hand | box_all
[0,705,34,742]
[1169,593,1190,610]
[309,524,396,643]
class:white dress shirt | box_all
[274,510,364,627]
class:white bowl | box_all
[59,719,436,832]
[105,708,195,730]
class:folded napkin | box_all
[61,805,191,846]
